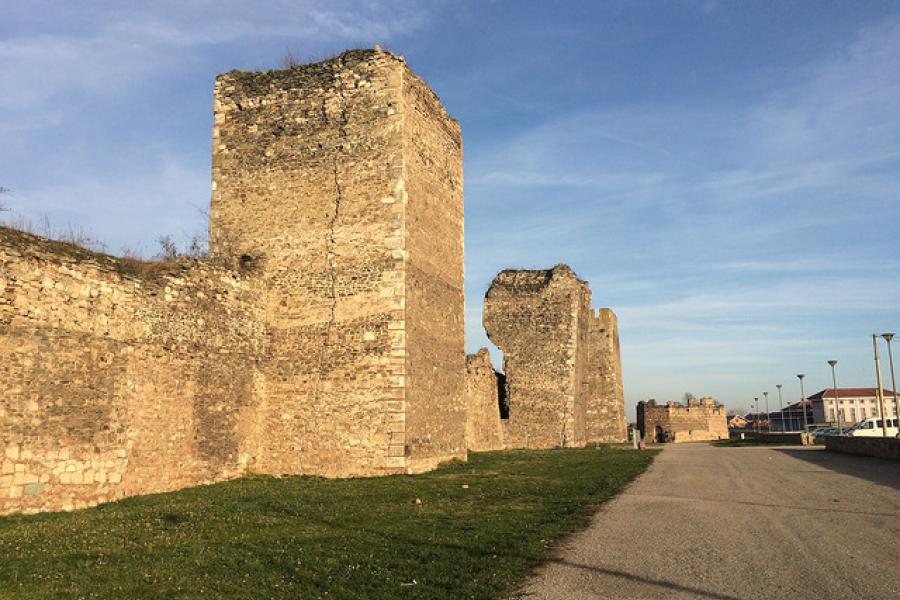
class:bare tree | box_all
[282,50,302,69]
[185,235,208,258]
[157,235,179,260]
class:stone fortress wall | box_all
[210,48,466,476]
[1,48,627,516]
[0,228,267,514]
[464,349,505,451]
[637,397,728,443]
[480,264,627,449]
[1,48,466,515]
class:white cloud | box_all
[464,19,899,417]
[0,1,431,126]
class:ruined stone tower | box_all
[483,264,625,448]
[210,49,466,475]
[586,309,627,443]
[637,398,727,443]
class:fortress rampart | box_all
[637,397,728,443]
[1,48,465,515]
[1,48,628,516]
[0,229,266,514]
[464,349,505,451]
[482,264,626,448]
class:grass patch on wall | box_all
[0,448,655,599]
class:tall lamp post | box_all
[872,334,888,437]
[797,373,807,432]
[828,360,842,434]
[763,391,770,432]
[776,384,784,431]
[882,333,898,429]
[754,397,760,432]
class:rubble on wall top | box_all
[486,262,587,295]
[0,226,249,285]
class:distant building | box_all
[769,400,814,431]
[808,388,897,426]
[637,397,728,443]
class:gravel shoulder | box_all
[519,443,900,600]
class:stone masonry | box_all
[0,228,266,514]
[464,349,504,451]
[482,264,626,448]
[0,48,465,515]
[637,397,728,444]
[211,47,465,475]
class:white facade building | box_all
[809,388,898,426]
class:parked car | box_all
[812,427,839,437]
[847,417,899,437]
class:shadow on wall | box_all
[773,447,900,491]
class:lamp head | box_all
[827,360,837,367]
[883,333,895,342]
[797,373,805,380]
[776,384,782,389]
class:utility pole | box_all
[797,374,807,432]
[754,397,760,432]
[883,334,898,427]
[828,360,841,434]
[763,391,770,432]
[776,384,784,431]
[873,335,887,437]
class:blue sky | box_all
[2,1,898,418]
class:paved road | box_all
[519,443,899,600]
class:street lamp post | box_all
[754,397,760,432]
[797,374,807,432]
[776,384,784,431]
[882,333,898,430]
[828,360,841,434]
[763,391,770,432]
[872,334,888,437]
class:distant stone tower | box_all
[210,49,466,474]
[586,308,627,443]
[483,264,625,448]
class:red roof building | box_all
[808,388,898,426]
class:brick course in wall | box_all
[637,398,728,444]
[482,264,626,449]
[1,48,466,515]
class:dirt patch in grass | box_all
[0,447,655,599]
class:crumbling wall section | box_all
[0,228,266,515]
[586,308,627,443]
[483,264,589,448]
[465,349,504,451]
[637,398,728,444]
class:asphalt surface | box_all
[519,443,900,600]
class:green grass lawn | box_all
[0,447,655,599]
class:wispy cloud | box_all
[0,1,430,126]
[463,18,899,412]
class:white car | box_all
[847,417,899,437]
